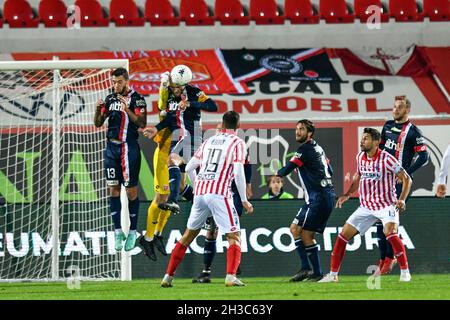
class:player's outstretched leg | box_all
[110,196,125,251]
[290,238,313,282]
[386,233,411,282]
[124,196,140,251]
[225,242,245,287]
[319,233,349,283]
[193,237,216,283]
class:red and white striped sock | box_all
[386,233,409,270]
[330,233,349,274]
[167,242,188,276]
[226,244,241,275]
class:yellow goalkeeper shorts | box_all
[153,129,171,195]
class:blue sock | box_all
[109,196,122,230]
[203,239,217,271]
[294,238,311,270]
[376,223,387,260]
[305,243,322,277]
[168,166,181,203]
[180,185,194,202]
[128,197,139,231]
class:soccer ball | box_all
[170,65,193,86]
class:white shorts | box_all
[187,194,240,234]
[346,205,399,235]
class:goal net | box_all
[0,59,130,281]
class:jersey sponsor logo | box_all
[416,137,425,145]
[168,101,179,111]
[109,102,122,111]
[414,145,427,152]
[106,180,119,186]
[384,138,397,150]
[360,169,382,180]
[211,139,225,146]
[391,127,402,133]
[197,173,217,180]
[136,99,146,107]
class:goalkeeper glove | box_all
[160,71,170,88]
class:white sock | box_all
[401,268,410,275]
[115,229,122,235]
[145,235,154,242]
[128,230,136,235]
[330,271,339,276]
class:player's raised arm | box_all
[336,172,360,208]
[94,98,108,127]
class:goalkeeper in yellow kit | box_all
[138,72,173,261]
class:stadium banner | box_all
[1,121,449,205]
[1,199,448,278]
[3,47,449,125]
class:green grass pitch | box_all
[0,274,449,300]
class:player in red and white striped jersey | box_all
[161,111,253,288]
[320,128,413,283]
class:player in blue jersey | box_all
[375,95,428,274]
[94,67,147,252]
[144,65,218,214]
[191,124,253,283]
[277,119,336,282]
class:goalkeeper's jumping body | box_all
[94,67,147,252]
[140,65,218,260]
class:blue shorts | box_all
[104,141,141,188]
[293,188,336,234]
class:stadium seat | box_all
[74,0,109,27]
[3,0,39,28]
[180,0,215,26]
[249,0,285,24]
[145,0,180,26]
[319,0,355,23]
[423,0,449,21]
[110,0,145,26]
[389,0,424,21]
[39,0,67,28]
[215,0,250,25]
[354,0,389,22]
[284,0,320,24]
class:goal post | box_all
[0,59,132,281]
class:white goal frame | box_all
[0,59,132,281]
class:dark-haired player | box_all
[161,111,253,288]
[277,119,336,282]
[320,128,412,282]
[94,67,147,252]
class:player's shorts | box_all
[170,135,203,163]
[153,135,171,195]
[347,205,399,235]
[375,183,411,226]
[104,140,141,188]
[292,188,336,234]
[187,194,240,234]
[202,191,244,232]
